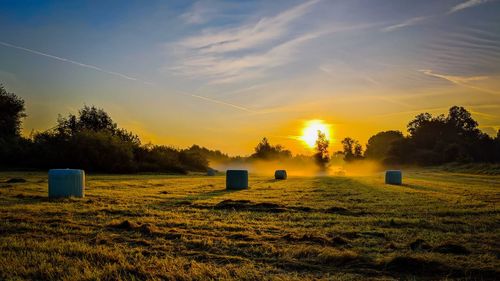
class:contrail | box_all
[0,40,256,113]
[0,41,151,83]
[190,94,257,113]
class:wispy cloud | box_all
[381,0,494,32]
[189,94,257,113]
[419,69,499,95]
[381,16,427,32]
[420,69,488,83]
[178,0,320,54]
[448,0,493,14]
[180,0,218,25]
[169,0,328,84]
[0,41,154,85]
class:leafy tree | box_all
[354,143,363,159]
[364,131,404,160]
[179,149,209,172]
[407,112,432,136]
[387,106,498,164]
[251,137,291,160]
[0,84,26,139]
[447,106,478,135]
[69,130,135,173]
[186,145,233,166]
[341,137,363,162]
[56,105,140,145]
[0,85,29,168]
[314,131,329,169]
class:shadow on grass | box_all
[158,188,243,207]
[401,183,441,192]
[1,194,90,206]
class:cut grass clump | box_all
[109,220,138,230]
[108,220,158,235]
[287,246,360,266]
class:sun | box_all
[300,119,332,148]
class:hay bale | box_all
[48,169,85,198]
[226,170,248,190]
[274,170,287,180]
[385,170,402,185]
[207,168,217,176]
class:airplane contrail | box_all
[189,94,257,113]
[0,40,255,113]
[0,41,147,83]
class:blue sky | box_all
[1,0,499,154]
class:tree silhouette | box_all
[0,84,26,139]
[314,131,329,169]
[341,137,363,162]
[56,105,140,145]
[447,106,478,134]
[251,137,291,160]
[364,131,404,160]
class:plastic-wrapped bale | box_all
[385,170,402,185]
[274,170,287,180]
[226,170,248,190]
[207,168,217,176]
[48,169,85,198]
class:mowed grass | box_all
[0,170,498,280]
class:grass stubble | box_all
[0,169,498,280]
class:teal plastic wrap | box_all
[226,170,248,190]
[48,169,85,198]
[385,170,402,185]
[274,170,287,180]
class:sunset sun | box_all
[300,120,332,148]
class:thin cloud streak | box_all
[419,69,499,95]
[382,16,427,32]
[0,41,261,113]
[0,41,154,85]
[170,0,330,84]
[448,0,493,14]
[189,94,257,113]
[178,0,320,54]
[172,23,375,84]
[0,41,157,87]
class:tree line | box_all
[0,84,229,173]
[1,84,500,173]
[358,106,500,165]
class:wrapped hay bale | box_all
[274,170,287,180]
[226,170,248,190]
[48,169,85,198]
[207,168,217,176]
[385,170,402,185]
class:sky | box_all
[1,0,499,155]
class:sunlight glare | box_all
[300,120,332,148]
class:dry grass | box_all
[0,169,498,280]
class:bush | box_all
[70,130,135,173]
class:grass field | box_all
[0,170,498,280]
